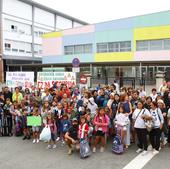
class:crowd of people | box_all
[0,80,170,156]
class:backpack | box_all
[112,133,124,154]
[80,139,91,158]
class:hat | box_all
[72,118,78,122]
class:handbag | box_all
[145,120,154,132]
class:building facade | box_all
[0,0,87,82]
[42,11,170,87]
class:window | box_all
[64,46,74,55]
[150,40,163,50]
[120,41,131,52]
[19,49,25,53]
[12,48,18,52]
[84,44,92,53]
[5,43,11,51]
[108,42,119,52]
[97,43,108,53]
[136,41,149,51]
[11,25,17,32]
[164,39,170,50]
[74,45,83,54]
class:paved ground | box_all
[0,137,170,169]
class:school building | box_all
[42,10,170,88]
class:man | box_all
[65,118,79,155]
[3,86,12,102]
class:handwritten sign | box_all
[37,72,76,89]
[6,72,34,89]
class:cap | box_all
[72,117,78,122]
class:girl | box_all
[41,101,50,126]
[79,115,89,141]
[149,101,164,155]
[93,107,109,153]
[46,113,57,149]
[132,101,151,155]
[32,107,40,143]
[115,103,129,148]
[60,114,71,146]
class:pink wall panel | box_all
[63,25,95,36]
[42,37,62,56]
[134,51,170,61]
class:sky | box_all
[33,0,170,24]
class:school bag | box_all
[112,129,124,154]
[80,124,91,158]
[80,139,91,158]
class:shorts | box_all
[51,133,56,141]
[96,130,105,137]
[32,126,40,132]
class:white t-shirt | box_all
[150,94,158,102]
[115,113,129,126]
[132,108,150,129]
[150,108,164,128]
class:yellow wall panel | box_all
[134,25,170,40]
[42,32,63,38]
[95,52,134,62]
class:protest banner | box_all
[37,72,76,89]
[27,116,42,126]
[6,72,34,89]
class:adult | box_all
[132,101,151,155]
[149,101,164,155]
[65,118,79,155]
[12,87,23,103]
[3,86,12,102]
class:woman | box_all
[157,99,167,146]
[149,101,164,155]
[122,95,132,148]
[132,101,151,155]
[93,107,109,153]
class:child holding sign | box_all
[32,107,41,144]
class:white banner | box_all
[37,72,76,89]
[6,72,34,89]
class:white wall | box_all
[56,16,73,29]
[73,22,83,28]
[3,0,32,20]
[34,7,54,27]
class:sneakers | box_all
[68,148,72,155]
[61,140,65,146]
[32,139,36,144]
[163,139,167,146]
[23,136,27,140]
[92,147,96,153]
[53,144,57,149]
[46,145,52,149]
[141,150,148,156]
[100,147,105,153]
[153,149,159,155]
[136,148,143,153]
[36,139,39,143]
[56,137,60,141]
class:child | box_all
[93,107,109,153]
[79,115,89,141]
[41,101,50,126]
[60,114,71,146]
[51,101,58,116]
[54,102,64,141]
[3,98,13,136]
[115,103,129,148]
[32,107,40,143]
[46,113,57,149]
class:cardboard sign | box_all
[37,72,76,89]
[6,72,34,89]
[27,116,42,126]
